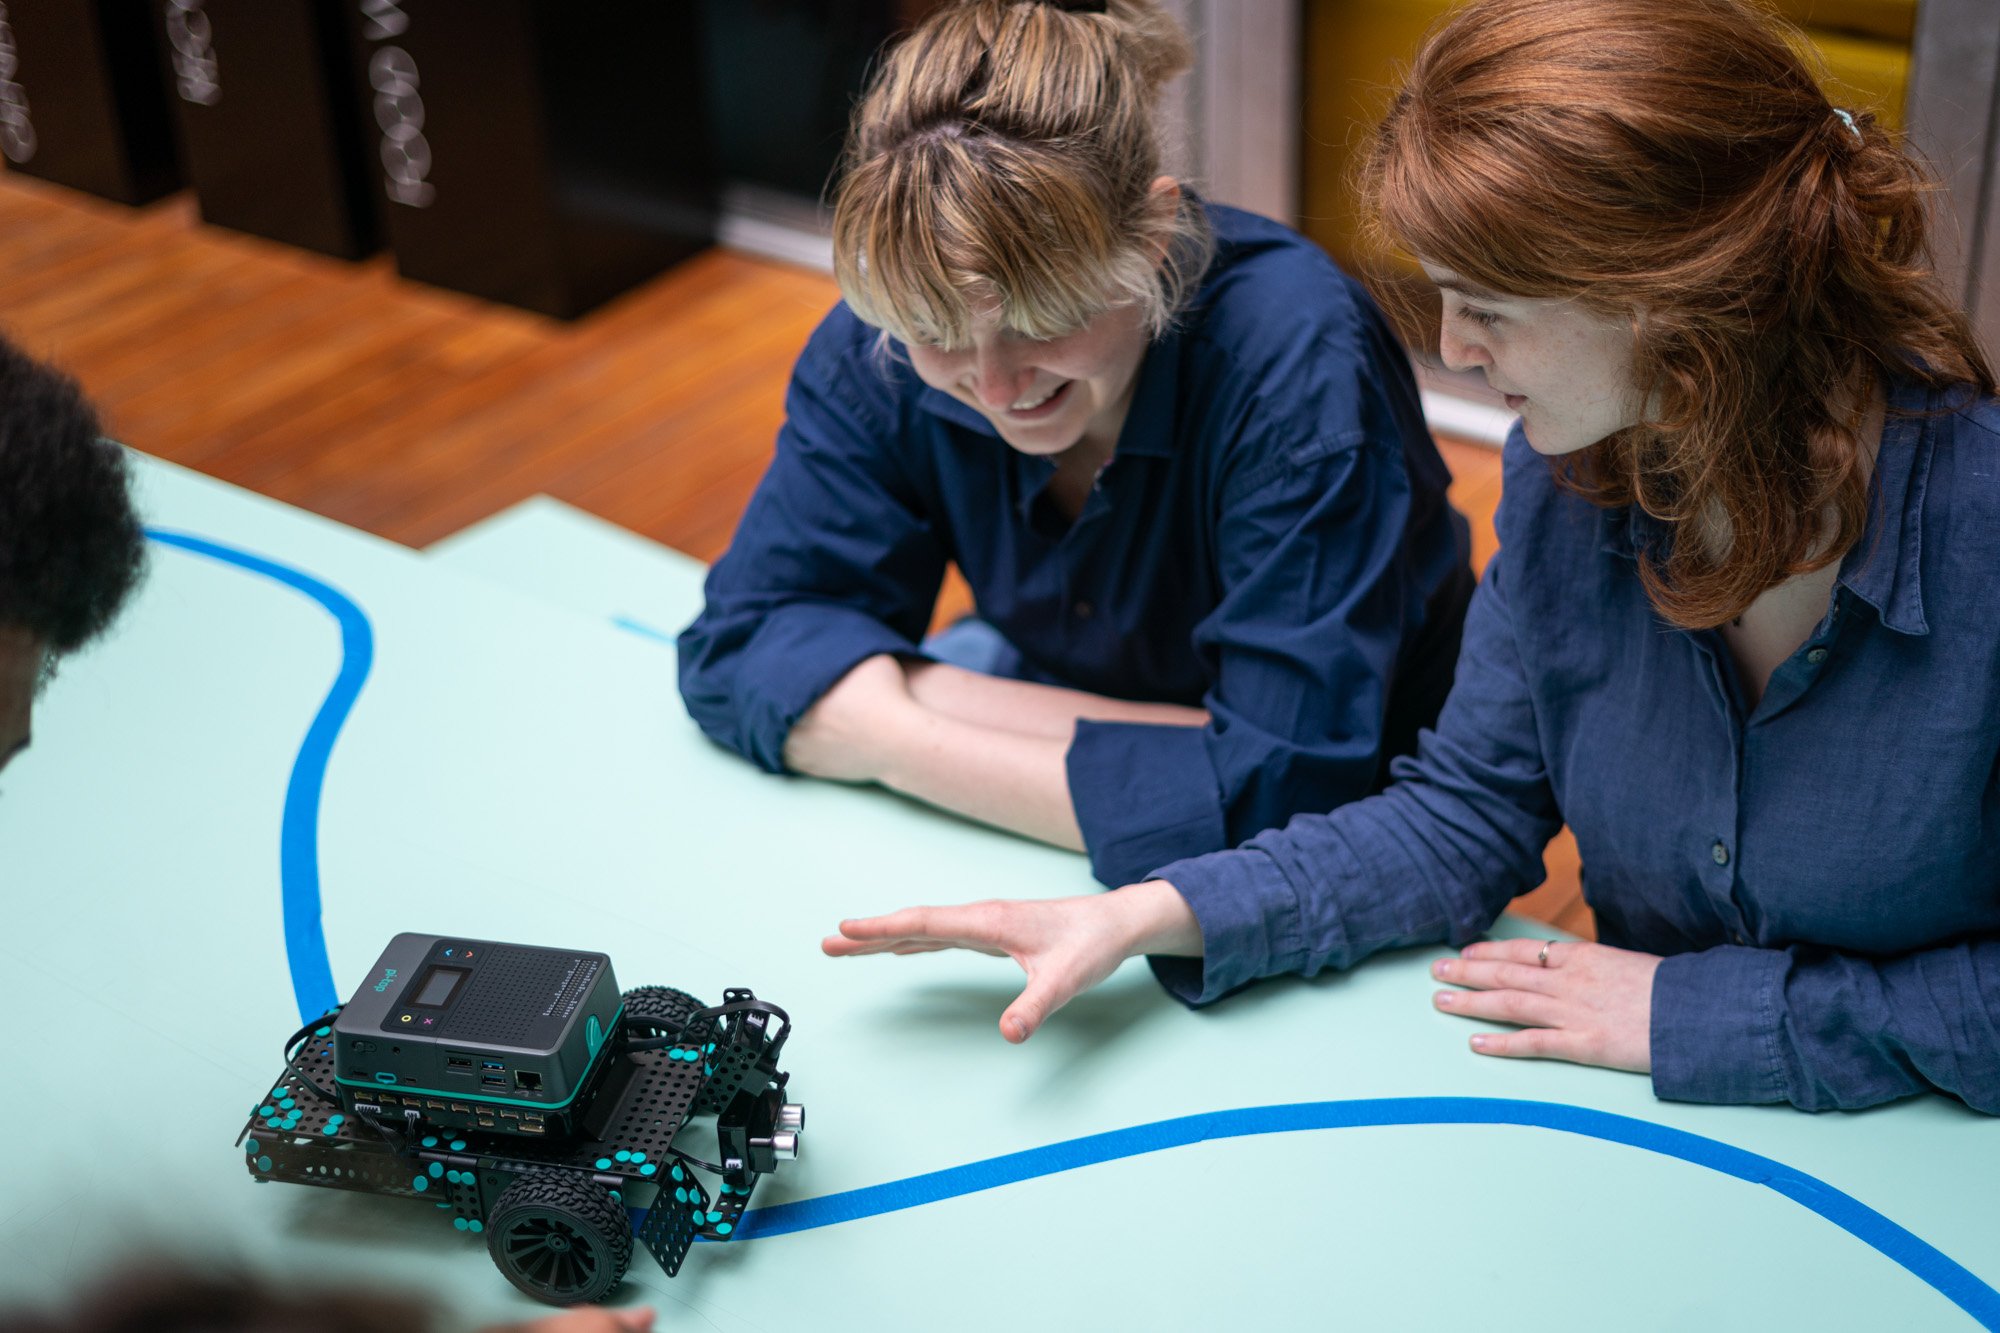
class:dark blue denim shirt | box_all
[678,203,1473,888]
[1152,379,2000,1114]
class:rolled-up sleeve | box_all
[1653,939,2000,1113]
[677,312,947,771]
[1144,541,1563,1004]
[1070,417,1448,888]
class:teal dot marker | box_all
[595,1157,612,1171]
[631,1151,646,1163]
[329,1114,345,1125]
[614,1150,632,1163]
[639,1163,657,1177]
[315,1026,330,1037]
[428,1162,444,1178]
[468,1220,484,1233]
[675,1188,688,1204]
[412,1175,429,1193]
[245,1139,260,1155]
[707,1211,721,1224]
[321,1124,339,1136]
[450,1140,466,1151]
[716,1222,733,1236]
[422,1136,438,1148]
[278,1098,295,1111]
[255,1155,272,1172]
[671,1166,684,1182]
[452,1217,469,1231]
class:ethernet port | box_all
[513,1070,543,1092]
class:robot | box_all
[238,934,803,1305]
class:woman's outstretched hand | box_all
[822,880,1203,1042]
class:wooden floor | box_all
[0,171,1590,939]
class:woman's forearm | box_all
[873,705,1088,849]
[903,659,1209,741]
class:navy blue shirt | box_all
[678,204,1473,887]
[1152,379,2000,1114]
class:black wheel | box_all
[621,985,710,1042]
[486,1169,631,1307]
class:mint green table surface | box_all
[1,458,1993,1332]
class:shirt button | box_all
[1073,601,1093,620]
[1806,647,1828,664]
[1711,840,1730,867]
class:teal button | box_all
[412,1176,429,1193]
[671,1166,684,1182]
[595,1158,612,1171]
[468,1220,484,1233]
[257,1106,275,1119]
[422,1136,438,1148]
[674,1188,688,1204]
[614,1150,632,1163]
[278,1098,295,1111]
[245,1139,260,1155]
[716,1222,733,1236]
[428,1162,444,1179]
[449,1140,466,1151]
[321,1124,339,1136]
[452,1217,468,1231]
[631,1151,646,1163]
[255,1155,271,1172]
[639,1163,657,1177]
[315,1026,331,1037]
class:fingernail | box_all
[1433,960,1452,978]
[1434,990,1454,1007]
[1470,1034,1489,1050]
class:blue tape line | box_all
[611,615,675,646]
[729,1097,2000,1327]
[139,529,1999,1324]
[145,529,372,1024]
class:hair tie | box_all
[1045,0,1109,11]
[1833,107,1863,144]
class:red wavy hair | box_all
[1360,0,1994,628]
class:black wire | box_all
[280,1008,345,1106]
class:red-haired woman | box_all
[826,0,2000,1114]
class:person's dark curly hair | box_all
[0,1266,437,1333]
[0,335,145,655]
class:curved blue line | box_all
[735,1096,1999,1327]
[137,528,1998,1325]
[145,528,371,1024]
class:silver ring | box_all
[1537,940,1555,967]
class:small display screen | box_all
[410,965,468,1008]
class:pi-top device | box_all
[238,933,803,1306]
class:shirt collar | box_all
[1596,377,1934,636]
[909,321,1186,460]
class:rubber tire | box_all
[621,985,709,1042]
[485,1168,632,1307]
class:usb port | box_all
[446,1056,473,1073]
[480,1073,506,1088]
[480,1059,504,1072]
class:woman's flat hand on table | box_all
[1431,938,1662,1073]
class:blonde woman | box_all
[678,0,1472,887]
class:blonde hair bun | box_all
[833,0,1212,349]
